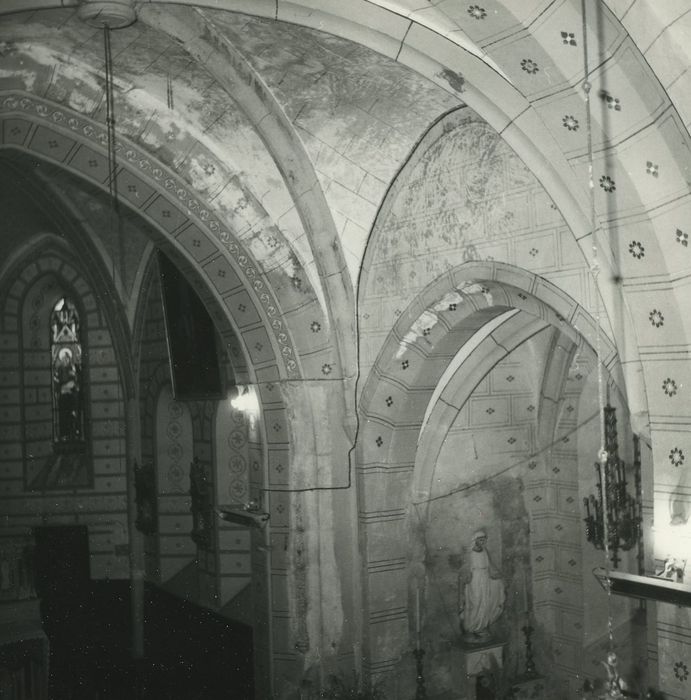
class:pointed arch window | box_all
[50,297,85,445]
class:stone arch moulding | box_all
[3,229,135,395]
[138,5,358,393]
[0,91,319,383]
[411,313,562,508]
[355,102,651,435]
[360,260,629,436]
[0,95,306,693]
[146,1,691,425]
[355,260,647,675]
[357,259,629,528]
[0,6,356,408]
[0,93,310,511]
[5,4,691,327]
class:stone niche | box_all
[407,475,531,698]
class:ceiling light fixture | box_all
[77,1,136,29]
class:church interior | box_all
[0,0,690,698]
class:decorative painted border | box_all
[0,92,300,378]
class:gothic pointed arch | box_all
[0,237,125,496]
[355,260,631,686]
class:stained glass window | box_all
[50,297,84,444]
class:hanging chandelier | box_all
[583,404,642,568]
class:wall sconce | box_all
[217,500,269,529]
[229,386,261,436]
[229,385,259,414]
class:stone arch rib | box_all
[0,92,301,382]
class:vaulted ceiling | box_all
[1,0,690,427]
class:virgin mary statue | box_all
[459,529,505,642]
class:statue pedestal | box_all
[462,639,505,700]
[509,675,545,699]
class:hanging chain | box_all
[581,0,614,651]
[104,26,117,207]
[103,25,125,282]
[167,73,175,110]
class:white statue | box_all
[459,529,505,642]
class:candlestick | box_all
[522,624,537,677]
[413,648,427,699]
[416,588,421,648]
